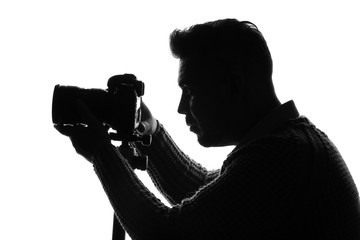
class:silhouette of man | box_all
[55,19,360,239]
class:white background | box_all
[1,0,359,239]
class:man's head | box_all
[170,19,279,147]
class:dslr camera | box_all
[52,74,150,170]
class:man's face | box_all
[177,58,237,147]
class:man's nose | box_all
[177,92,188,115]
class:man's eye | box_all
[185,88,198,96]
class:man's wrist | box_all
[92,140,113,158]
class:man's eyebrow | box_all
[178,60,192,87]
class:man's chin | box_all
[196,134,219,148]
[196,132,232,147]
[197,139,212,147]
[190,127,227,147]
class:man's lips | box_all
[186,122,195,127]
[185,116,200,133]
[187,122,200,133]
[185,116,195,126]
[189,125,199,133]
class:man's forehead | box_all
[178,60,191,87]
[178,58,213,87]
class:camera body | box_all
[52,74,144,137]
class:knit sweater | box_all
[92,101,360,239]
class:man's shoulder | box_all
[221,118,316,181]
[227,117,317,164]
[242,117,313,148]
[268,116,322,148]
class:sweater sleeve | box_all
[135,122,220,205]
[92,134,309,240]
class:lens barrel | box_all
[52,85,110,125]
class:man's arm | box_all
[135,122,220,205]
[55,100,310,239]
[91,134,308,240]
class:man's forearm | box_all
[92,144,171,239]
[136,123,219,205]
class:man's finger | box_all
[54,124,74,136]
[54,124,86,137]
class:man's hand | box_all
[54,100,112,163]
[137,101,158,135]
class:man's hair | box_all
[170,19,273,79]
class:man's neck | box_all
[234,100,299,150]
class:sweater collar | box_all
[227,100,300,158]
